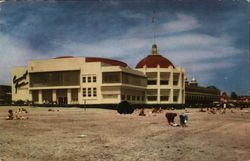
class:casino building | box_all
[11,44,185,107]
[136,44,185,106]
[185,77,220,107]
[0,85,11,105]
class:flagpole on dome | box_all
[152,10,156,45]
[151,10,159,55]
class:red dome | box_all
[136,55,175,68]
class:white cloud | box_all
[52,31,241,84]
[157,34,241,64]
[53,38,150,58]
[161,14,201,33]
[0,13,244,87]
[0,33,47,85]
[125,13,201,38]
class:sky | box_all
[0,0,249,95]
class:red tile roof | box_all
[136,55,175,68]
[53,56,128,67]
[86,57,128,67]
[54,56,74,59]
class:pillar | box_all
[170,89,173,103]
[29,91,32,102]
[178,72,181,87]
[52,89,56,104]
[67,89,71,104]
[78,88,81,104]
[38,90,42,104]
[178,89,181,103]
[157,70,160,103]
[170,71,173,86]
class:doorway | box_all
[58,97,67,105]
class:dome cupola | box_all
[190,77,198,86]
[136,44,175,69]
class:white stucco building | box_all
[11,44,185,108]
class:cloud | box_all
[156,34,242,64]
[161,14,201,33]
[120,10,145,19]
[50,37,150,60]
[125,13,201,38]
[0,8,246,94]
[0,33,47,84]
[51,28,242,79]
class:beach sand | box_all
[0,106,249,161]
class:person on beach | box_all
[139,108,146,116]
[179,113,188,127]
[6,109,14,120]
[165,112,179,127]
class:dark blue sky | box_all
[0,0,249,95]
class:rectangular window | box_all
[88,77,91,83]
[147,80,157,85]
[147,96,157,101]
[93,76,96,82]
[132,96,135,101]
[173,96,178,102]
[102,72,121,83]
[160,80,169,85]
[121,95,125,100]
[137,96,140,101]
[102,94,118,99]
[82,88,86,97]
[82,77,86,83]
[173,81,178,86]
[173,73,179,86]
[88,88,91,97]
[30,70,80,87]
[121,72,147,87]
[127,95,131,100]
[160,96,169,101]
[141,96,145,101]
[93,88,97,97]
[173,89,179,102]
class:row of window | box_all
[82,75,97,83]
[30,71,80,87]
[82,74,181,86]
[120,95,181,102]
[103,94,118,99]
[147,80,179,86]
[102,72,147,87]
[121,95,145,101]
[186,95,219,101]
[147,96,178,102]
[120,95,179,102]
[82,88,97,97]
[185,87,220,95]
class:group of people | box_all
[138,107,163,116]
[138,108,188,127]
[199,103,228,114]
[165,112,188,127]
[6,108,29,120]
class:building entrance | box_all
[58,97,67,105]
[57,89,68,105]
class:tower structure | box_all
[135,44,185,107]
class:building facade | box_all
[11,44,185,107]
[136,44,185,106]
[0,85,11,105]
[185,78,220,107]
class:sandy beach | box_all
[0,106,249,161]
